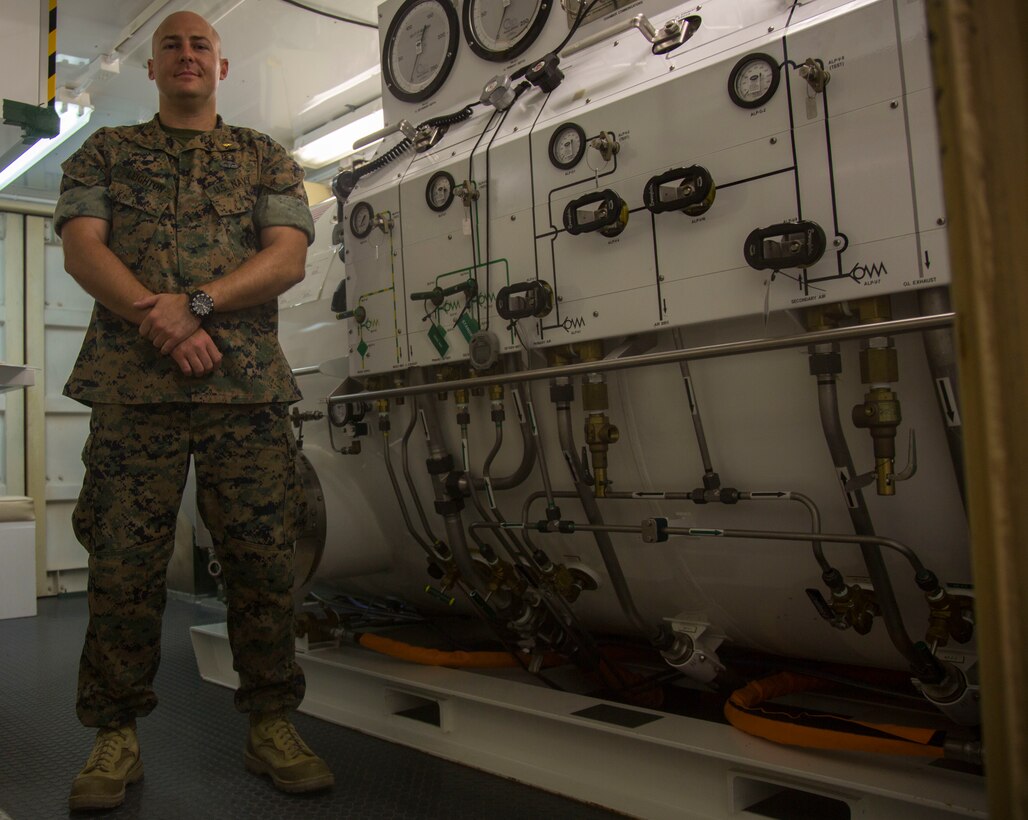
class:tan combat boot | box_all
[69,723,144,811]
[244,711,335,793]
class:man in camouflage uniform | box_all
[55,11,333,811]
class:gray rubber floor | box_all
[0,595,622,819]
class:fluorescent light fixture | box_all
[0,102,94,191]
[298,66,382,116]
[292,100,384,169]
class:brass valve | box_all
[585,413,619,497]
[831,583,880,635]
[808,579,880,634]
[582,376,618,497]
[925,589,975,648]
[852,386,902,495]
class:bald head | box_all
[151,11,222,58]
[147,11,228,127]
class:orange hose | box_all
[724,672,944,758]
[357,633,560,668]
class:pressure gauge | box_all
[349,202,375,239]
[382,0,460,103]
[426,170,456,212]
[548,122,586,170]
[463,0,553,62]
[728,52,781,109]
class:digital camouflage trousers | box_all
[73,402,306,728]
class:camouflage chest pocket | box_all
[107,177,172,271]
[205,181,259,260]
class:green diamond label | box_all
[428,323,449,357]
[356,339,369,358]
[456,312,480,342]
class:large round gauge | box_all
[462,0,553,63]
[349,201,375,239]
[382,0,460,103]
[728,52,781,109]
[426,170,455,212]
[548,122,586,170]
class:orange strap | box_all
[724,672,944,758]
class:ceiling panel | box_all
[1,0,384,202]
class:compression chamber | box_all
[192,0,992,816]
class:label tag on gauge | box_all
[456,313,480,342]
[428,322,450,357]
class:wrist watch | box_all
[188,289,215,320]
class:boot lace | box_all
[270,719,312,760]
[84,729,125,773]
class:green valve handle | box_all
[424,585,455,606]
[410,279,478,305]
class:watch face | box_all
[190,290,214,318]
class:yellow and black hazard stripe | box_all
[47,0,57,107]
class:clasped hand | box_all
[134,293,223,377]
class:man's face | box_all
[147,13,228,105]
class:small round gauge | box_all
[426,170,456,212]
[463,0,553,63]
[728,52,781,109]
[548,123,586,170]
[349,201,375,239]
[382,0,460,103]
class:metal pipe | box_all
[671,328,718,487]
[328,314,954,405]
[0,197,54,217]
[461,429,535,570]
[521,488,833,575]
[917,288,967,507]
[402,398,442,547]
[470,521,927,574]
[527,385,559,511]
[740,491,829,572]
[470,423,540,569]
[814,357,919,663]
[471,377,537,491]
[563,13,657,57]
[291,365,322,377]
[380,430,442,560]
[554,398,661,642]
[420,397,513,612]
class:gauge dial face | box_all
[350,202,375,239]
[383,0,460,103]
[548,123,586,170]
[728,52,781,109]
[463,0,552,62]
[426,170,456,212]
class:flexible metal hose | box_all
[554,398,661,642]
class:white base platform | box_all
[191,623,987,820]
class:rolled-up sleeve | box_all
[254,137,315,246]
[53,129,111,237]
